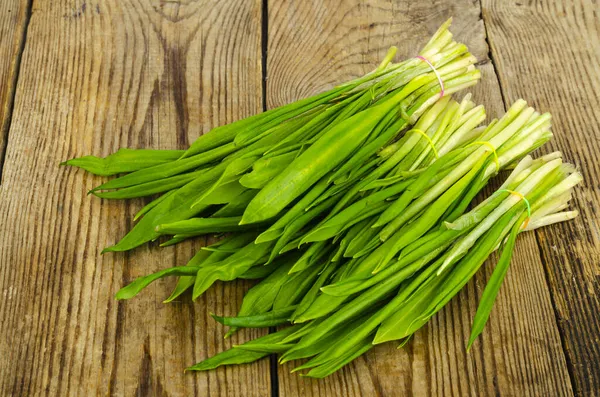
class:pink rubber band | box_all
[416,55,445,97]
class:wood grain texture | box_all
[268,1,574,395]
[481,1,600,394]
[0,0,30,171]
[266,0,489,110]
[0,0,269,396]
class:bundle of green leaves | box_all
[62,19,581,378]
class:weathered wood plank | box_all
[0,0,30,172]
[267,1,573,395]
[266,0,489,110]
[0,1,269,396]
[481,0,600,394]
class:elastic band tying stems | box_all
[499,189,531,229]
[416,55,445,97]
[468,141,500,173]
[409,129,438,158]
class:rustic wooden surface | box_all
[0,0,597,396]
[0,0,30,172]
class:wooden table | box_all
[0,1,598,396]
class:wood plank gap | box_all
[477,1,508,112]
[262,0,279,395]
[269,327,280,397]
[0,0,33,182]
[261,0,269,112]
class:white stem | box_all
[387,103,538,231]
[531,191,573,219]
[438,158,563,273]
[437,107,486,156]
[500,155,534,189]
[538,171,583,206]
[525,211,579,230]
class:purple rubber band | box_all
[416,55,445,97]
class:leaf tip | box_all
[278,355,291,364]
[211,313,229,327]
[466,337,476,352]
[224,329,236,339]
[114,289,130,301]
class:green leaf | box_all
[235,343,294,354]
[102,171,220,252]
[287,241,329,275]
[239,152,297,189]
[93,168,207,199]
[62,148,184,176]
[238,264,278,280]
[321,244,447,297]
[280,315,373,364]
[156,216,245,235]
[186,348,268,372]
[162,258,210,303]
[115,267,199,300]
[213,189,258,217]
[292,294,348,324]
[190,157,256,208]
[191,242,273,300]
[273,260,327,309]
[467,222,519,349]
[372,274,446,344]
[187,326,299,371]
[291,262,337,321]
[281,320,322,344]
[267,195,336,264]
[164,233,258,303]
[134,190,175,221]
[328,112,406,183]
[92,144,236,191]
[343,218,378,257]
[236,255,297,316]
[187,323,302,371]
[304,338,372,378]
